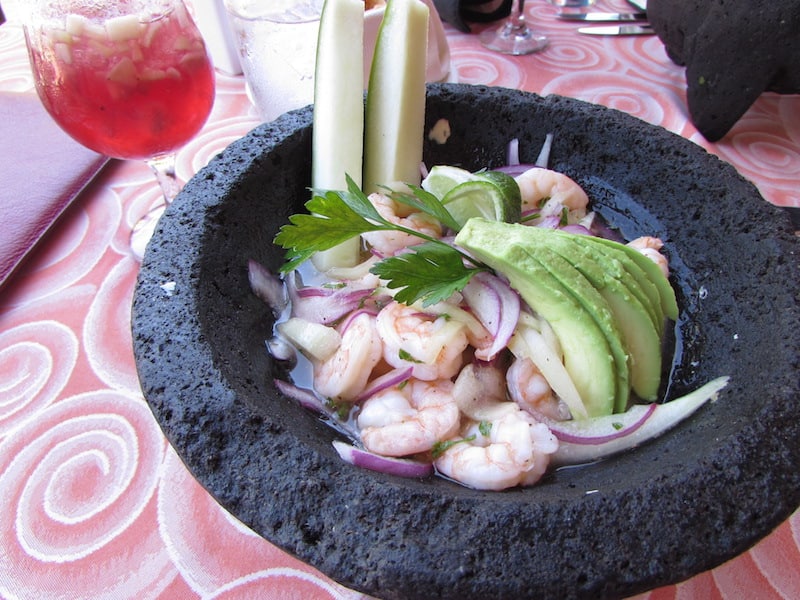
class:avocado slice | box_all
[584,242,665,335]
[456,221,618,418]
[524,230,664,402]
[587,236,679,322]
[527,245,631,413]
[551,234,663,400]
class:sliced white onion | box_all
[332,440,434,478]
[452,361,507,420]
[461,271,520,361]
[507,137,520,166]
[276,317,341,362]
[266,337,297,364]
[549,376,730,466]
[508,317,588,420]
[535,132,554,168]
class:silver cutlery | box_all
[558,12,648,22]
[577,24,655,36]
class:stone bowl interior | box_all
[132,84,800,600]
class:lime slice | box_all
[442,171,522,228]
[421,165,476,200]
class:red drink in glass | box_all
[25,2,215,160]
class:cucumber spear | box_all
[363,0,429,193]
[311,0,365,270]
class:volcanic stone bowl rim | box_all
[132,83,800,600]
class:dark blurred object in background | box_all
[648,0,800,142]
[433,0,511,32]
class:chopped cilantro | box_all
[431,435,477,459]
[398,349,422,363]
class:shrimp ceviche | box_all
[250,159,729,491]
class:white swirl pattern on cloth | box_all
[0,0,798,597]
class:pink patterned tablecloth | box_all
[1,1,798,598]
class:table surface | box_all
[1,1,798,598]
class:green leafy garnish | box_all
[431,435,476,459]
[274,174,490,306]
[274,176,389,271]
[478,420,492,437]
[398,348,422,363]
[389,184,462,232]
[371,242,480,306]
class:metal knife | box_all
[578,24,655,36]
[558,12,647,22]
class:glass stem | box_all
[147,153,182,204]
[506,0,529,35]
[513,0,525,25]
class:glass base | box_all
[130,203,166,261]
[480,23,548,56]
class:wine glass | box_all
[480,0,548,55]
[22,0,216,258]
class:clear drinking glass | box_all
[480,0,548,55]
[223,0,323,122]
[22,0,216,258]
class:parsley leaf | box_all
[273,174,492,304]
[274,176,391,272]
[390,185,462,233]
[370,242,481,307]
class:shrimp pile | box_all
[274,167,670,491]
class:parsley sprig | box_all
[274,175,490,306]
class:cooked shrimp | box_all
[506,357,571,421]
[627,236,669,278]
[515,167,589,224]
[434,404,558,490]
[375,300,468,381]
[357,379,461,457]
[314,311,383,402]
[361,192,442,256]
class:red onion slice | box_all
[248,259,288,316]
[287,273,375,325]
[495,163,540,178]
[461,271,520,361]
[332,440,434,478]
[339,307,379,335]
[551,404,657,445]
[549,376,730,466]
[355,367,414,403]
[560,224,592,236]
[274,378,327,414]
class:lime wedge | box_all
[442,171,522,228]
[421,165,475,200]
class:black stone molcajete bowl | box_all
[132,84,800,600]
